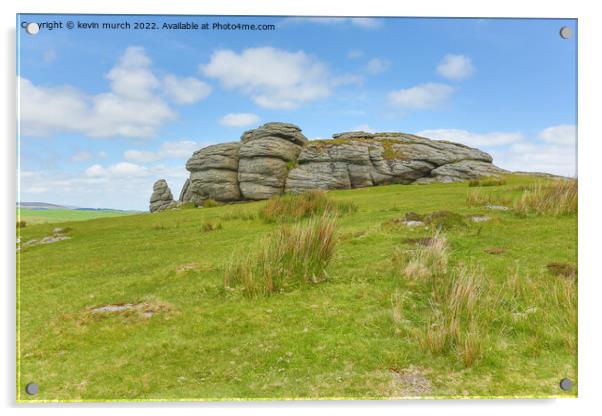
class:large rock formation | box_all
[149,179,177,212]
[238,122,308,199]
[184,142,242,204]
[151,122,508,211]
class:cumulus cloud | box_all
[163,74,212,104]
[219,112,261,127]
[388,83,455,109]
[363,58,390,75]
[416,125,576,177]
[347,49,363,59]
[538,124,576,145]
[415,129,524,147]
[436,54,475,80]
[124,140,203,163]
[21,163,189,210]
[491,142,576,177]
[200,47,336,109]
[19,46,208,139]
[352,124,376,133]
[71,150,93,162]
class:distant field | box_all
[17,175,577,401]
[17,208,136,224]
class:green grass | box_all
[17,175,577,401]
[17,208,135,224]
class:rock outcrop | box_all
[149,179,177,212]
[238,122,308,199]
[184,142,242,203]
[151,122,509,211]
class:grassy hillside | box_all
[17,208,135,225]
[16,175,577,401]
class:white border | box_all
[2,1,600,415]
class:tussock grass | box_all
[393,232,488,367]
[546,262,577,279]
[514,180,577,217]
[17,220,27,228]
[468,177,507,187]
[202,198,219,208]
[261,190,357,222]
[394,231,448,282]
[220,211,256,221]
[224,214,338,297]
[420,266,487,366]
[466,189,511,208]
[200,222,223,232]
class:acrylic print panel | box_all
[16,14,577,402]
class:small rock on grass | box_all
[470,215,491,222]
[403,220,425,227]
[486,204,509,211]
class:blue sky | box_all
[17,15,577,210]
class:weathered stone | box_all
[238,122,307,199]
[186,142,240,172]
[150,122,510,210]
[189,169,241,202]
[150,179,177,212]
[430,160,508,181]
[182,143,242,204]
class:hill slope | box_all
[17,175,577,401]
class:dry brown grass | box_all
[224,214,338,297]
[261,190,357,222]
[394,231,449,281]
[466,189,511,208]
[514,180,577,216]
[420,266,486,366]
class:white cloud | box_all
[416,125,576,177]
[163,74,212,104]
[18,46,210,139]
[364,58,390,75]
[436,54,475,80]
[388,83,455,109]
[85,162,148,178]
[491,142,576,177]
[200,47,333,109]
[415,129,524,148]
[123,150,160,163]
[21,163,190,210]
[71,150,93,162]
[352,124,376,133]
[124,140,202,163]
[347,49,363,59]
[85,164,106,177]
[349,18,382,29]
[219,113,260,127]
[538,124,576,145]
[43,49,56,63]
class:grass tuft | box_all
[466,189,511,208]
[202,199,219,208]
[261,190,357,222]
[546,262,577,279]
[468,177,507,187]
[224,214,338,297]
[200,222,223,232]
[16,220,27,228]
[514,180,577,217]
